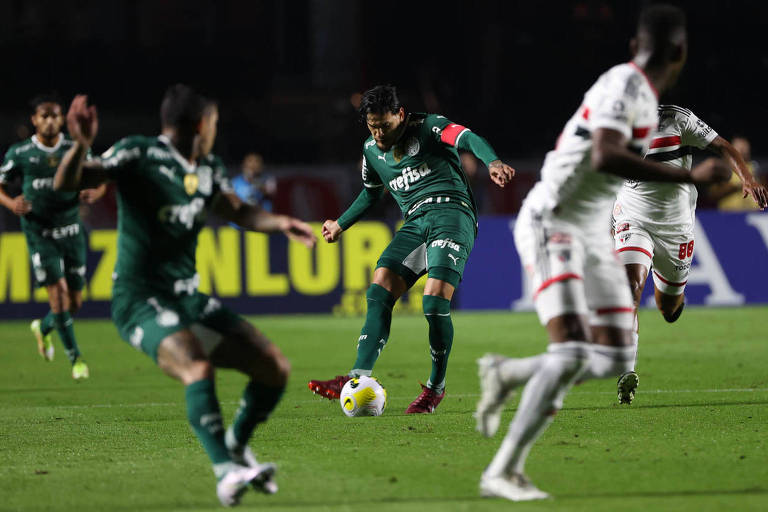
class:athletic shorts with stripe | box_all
[613,211,693,296]
[514,206,634,329]
[111,283,243,362]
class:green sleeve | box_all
[455,131,499,167]
[0,147,19,184]
[99,136,144,180]
[337,186,384,230]
[424,114,499,166]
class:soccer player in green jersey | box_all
[55,86,317,506]
[0,94,106,379]
[308,85,515,413]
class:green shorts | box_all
[111,285,243,362]
[378,206,476,288]
[24,222,87,290]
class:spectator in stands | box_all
[709,136,764,211]
[232,152,276,211]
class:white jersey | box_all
[616,105,718,226]
[522,62,658,232]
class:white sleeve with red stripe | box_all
[681,110,718,149]
[440,123,471,147]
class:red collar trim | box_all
[628,61,659,99]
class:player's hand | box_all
[11,195,32,216]
[282,217,317,248]
[79,187,104,204]
[66,95,99,147]
[322,219,342,243]
[742,180,768,210]
[489,160,515,188]
[691,158,731,185]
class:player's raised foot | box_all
[30,319,54,361]
[480,473,550,502]
[617,370,639,404]
[307,375,351,400]
[71,358,89,380]
[663,301,685,323]
[475,354,516,437]
[404,383,445,414]
[216,464,266,507]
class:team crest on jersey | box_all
[47,155,60,167]
[183,173,199,195]
[196,166,213,196]
[405,137,420,157]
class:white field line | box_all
[5,387,768,411]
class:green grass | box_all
[1,307,767,511]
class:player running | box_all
[55,86,317,507]
[473,5,730,501]
[308,85,515,413]
[0,94,106,379]
[613,105,768,404]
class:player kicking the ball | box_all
[55,86,316,507]
[613,105,768,404]
[0,94,106,379]
[474,5,730,501]
[308,85,515,413]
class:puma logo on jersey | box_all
[388,163,432,191]
[158,165,175,181]
[377,155,386,161]
[448,254,459,265]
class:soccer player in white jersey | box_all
[473,5,731,502]
[612,105,767,403]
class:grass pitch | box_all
[1,307,767,511]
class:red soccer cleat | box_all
[307,375,351,400]
[404,383,445,414]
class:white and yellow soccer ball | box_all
[339,376,387,417]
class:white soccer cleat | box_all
[226,429,278,495]
[216,464,274,507]
[30,319,54,361]
[480,473,551,502]
[474,354,515,437]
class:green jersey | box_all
[0,135,83,230]
[100,135,232,295]
[338,113,499,230]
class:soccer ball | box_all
[339,376,387,417]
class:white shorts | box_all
[613,213,694,296]
[514,206,634,329]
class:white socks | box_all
[484,342,588,478]
[579,344,636,380]
[497,354,546,388]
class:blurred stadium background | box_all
[1,0,767,319]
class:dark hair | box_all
[358,85,402,122]
[637,4,687,48]
[160,84,207,129]
[29,93,62,112]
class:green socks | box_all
[53,311,80,364]
[229,381,284,448]
[423,295,453,393]
[185,379,230,466]
[351,284,396,375]
[41,310,56,336]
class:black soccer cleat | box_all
[617,371,639,405]
[663,301,685,323]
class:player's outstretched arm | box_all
[54,95,109,191]
[707,136,767,210]
[592,128,731,185]
[321,220,342,243]
[331,186,385,239]
[0,184,32,216]
[213,191,317,248]
[449,127,515,187]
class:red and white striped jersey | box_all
[523,62,658,231]
[616,105,718,226]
